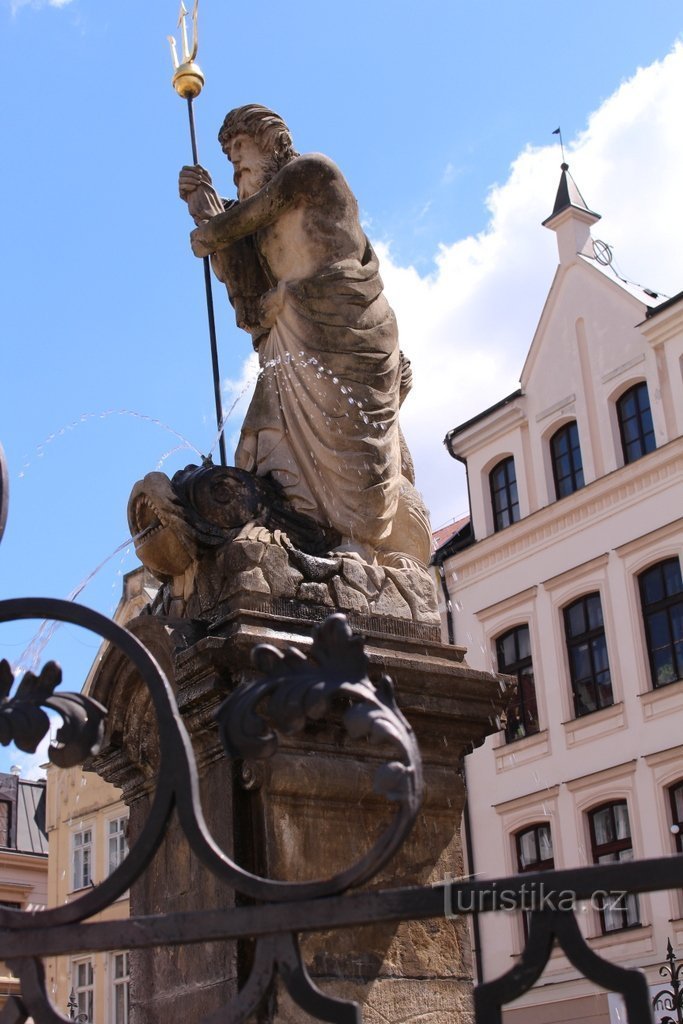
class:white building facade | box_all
[435,165,683,1023]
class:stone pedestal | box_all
[90,599,507,1024]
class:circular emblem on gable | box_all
[593,239,613,266]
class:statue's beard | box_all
[236,155,280,200]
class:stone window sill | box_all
[562,702,624,748]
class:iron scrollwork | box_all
[0,437,676,1024]
[0,660,106,769]
[218,611,423,889]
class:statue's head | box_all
[218,105,297,195]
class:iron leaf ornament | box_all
[216,613,422,807]
[0,659,106,768]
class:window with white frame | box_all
[489,456,520,532]
[108,816,128,875]
[588,801,640,933]
[669,781,683,854]
[72,957,94,1021]
[550,421,585,499]
[110,951,130,1024]
[515,823,554,938]
[496,625,539,742]
[616,382,656,464]
[638,558,683,688]
[72,827,93,891]
[563,592,614,717]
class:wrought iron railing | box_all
[0,441,673,1023]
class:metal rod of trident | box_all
[168,1,227,467]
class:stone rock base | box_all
[90,600,507,1024]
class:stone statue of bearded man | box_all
[179,105,431,569]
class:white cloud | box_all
[220,350,259,462]
[377,42,683,531]
[10,0,74,11]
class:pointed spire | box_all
[544,162,600,224]
[543,162,601,264]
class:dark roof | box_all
[542,163,600,227]
[644,288,683,319]
[0,774,48,856]
[16,780,48,855]
[444,389,523,456]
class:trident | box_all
[168,1,227,467]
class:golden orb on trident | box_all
[168,1,204,100]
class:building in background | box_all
[45,567,155,1023]
[434,163,683,1023]
[0,770,48,1009]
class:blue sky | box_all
[1,1,682,774]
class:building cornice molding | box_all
[601,353,646,385]
[615,517,683,559]
[643,743,683,768]
[564,758,637,792]
[448,439,683,586]
[542,553,610,592]
[640,300,683,347]
[535,394,576,424]
[0,851,47,868]
[492,783,560,813]
[447,402,526,459]
[476,585,538,620]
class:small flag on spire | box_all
[552,127,566,165]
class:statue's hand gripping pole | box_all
[169,1,228,468]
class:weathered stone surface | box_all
[260,542,303,597]
[99,99,514,1024]
[342,557,381,598]
[232,567,271,596]
[372,577,413,619]
[297,581,334,607]
[386,565,441,625]
[330,576,370,614]
[128,467,439,628]
[90,601,511,1024]
[275,979,474,1024]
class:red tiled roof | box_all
[431,515,470,552]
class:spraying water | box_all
[18,409,204,479]
[12,525,155,676]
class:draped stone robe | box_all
[212,236,402,550]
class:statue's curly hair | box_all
[218,105,298,175]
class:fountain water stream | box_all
[12,525,156,676]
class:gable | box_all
[521,259,650,398]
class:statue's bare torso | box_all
[191,154,368,285]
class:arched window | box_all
[489,457,519,532]
[639,558,683,688]
[563,593,614,717]
[496,625,539,742]
[516,823,554,872]
[550,421,584,498]
[588,802,639,933]
[515,823,554,938]
[617,382,655,464]
[668,781,683,854]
